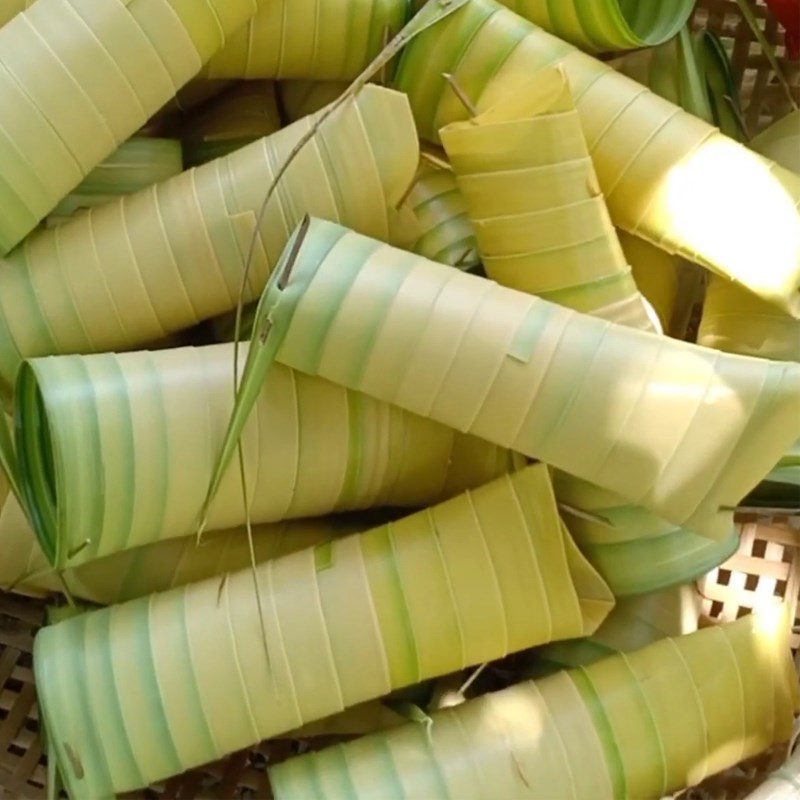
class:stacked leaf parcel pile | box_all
[0,0,798,797]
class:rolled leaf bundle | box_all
[699,109,800,364]
[402,159,480,267]
[394,0,800,315]
[441,66,654,330]
[437,63,722,587]
[181,81,282,167]
[619,229,681,333]
[499,0,695,52]
[580,525,740,596]
[411,0,695,52]
[16,341,516,570]
[702,260,799,506]
[34,464,614,798]
[438,64,728,591]
[0,84,419,395]
[554,479,740,594]
[48,137,183,221]
[229,218,800,542]
[610,25,744,341]
[0,475,358,604]
[205,0,407,80]
[270,612,798,799]
[612,21,793,365]
[278,81,350,122]
[537,584,702,670]
[699,275,800,362]
[697,113,800,508]
[612,22,741,340]
[0,0,261,253]
[751,109,800,172]
[607,28,730,338]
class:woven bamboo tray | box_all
[699,517,800,654]
[691,0,800,132]
[1,0,799,797]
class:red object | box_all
[765,0,800,60]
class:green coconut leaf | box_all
[694,30,748,140]
[35,465,613,797]
[48,137,183,221]
[413,0,697,52]
[394,0,800,316]
[0,0,262,252]
[15,337,514,571]
[219,217,800,543]
[270,614,798,799]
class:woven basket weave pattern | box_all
[0,599,44,799]
[1,0,799,797]
[691,0,800,132]
[698,518,800,652]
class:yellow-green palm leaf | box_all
[394,0,800,315]
[205,0,407,80]
[408,0,696,53]
[699,110,800,364]
[434,64,731,588]
[611,26,714,126]
[619,230,682,333]
[555,477,740,595]
[0,473,361,604]
[0,84,420,397]
[751,109,800,172]
[0,0,261,253]
[270,612,798,799]
[699,276,800,362]
[695,110,800,507]
[35,464,613,797]
[48,136,183,222]
[532,584,702,671]
[441,65,654,330]
[225,218,800,542]
[16,342,515,570]
[181,81,282,167]
[402,159,480,267]
[501,0,696,52]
